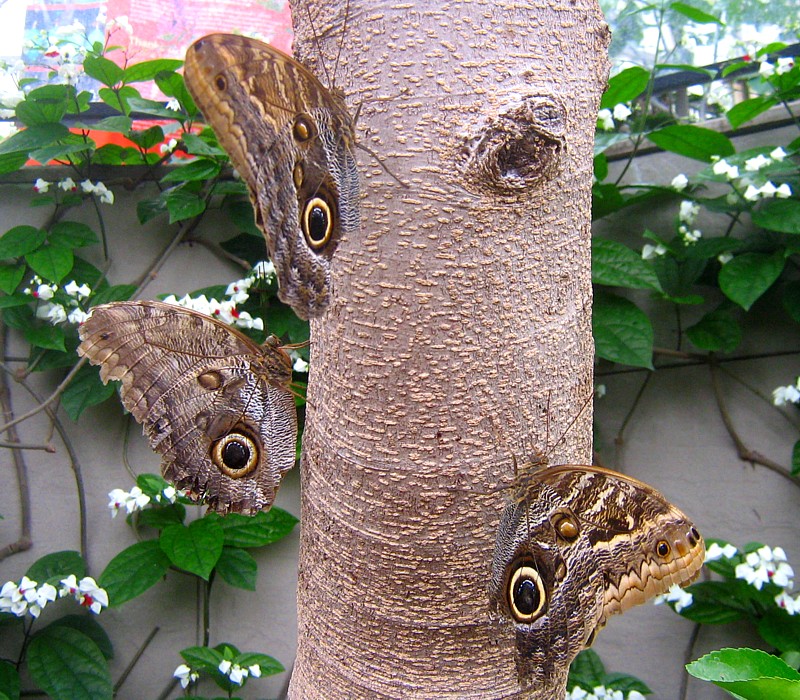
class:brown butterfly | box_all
[77,300,298,515]
[183,34,360,320]
[490,459,704,690]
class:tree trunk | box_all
[289,1,609,697]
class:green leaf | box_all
[687,648,800,699]
[26,550,86,582]
[124,58,184,83]
[136,472,172,496]
[217,508,299,548]
[568,649,607,688]
[98,86,141,115]
[792,441,800,476]
[26,244,73,283]
[0,264,25,294]
[136,504,186,529]
[670,2,724,24]
[136,196,168,224]
[126,96,185,119]
[0,225,47,259]
[50,615,114,660]
[727,96,778,130]
[154,70,196,114]
[592,291,654,369]
[0,151,28,175]
[0,294,29,309]
[719,251,785,310]
[126,125,165,150]
[683,236,742,260]
[752,199,800,235]
[592,237,662,290]
[224,199,261,236]
[182,132,226,157]
[159,518,224,579]
[600,66,650,110]
[759,609,800,653]
[215,547,257,590]
[180,645,225,672]
[30,141,94,164]
[647,125,735,162]
[0,124,70,156]
[82,115,133,133]
[678,581,753,624]
[27,626,113,700]
[82,56,125,87]
[23,324,66,352]
[686,308,742,353]
[61,363,117,420]
[653,255,707,301]
[15,98,67,127]
[161,158,221,183]
[98,540,171,606]
[232,651,284,676]
[49,222,99,249]
[163,187,206,223]
[88,284,136,306]
[0,659,20,700]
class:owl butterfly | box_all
[490,461,704,690]
[183,33,360,320]
[77,301,298,515]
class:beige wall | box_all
[0,125,798,699]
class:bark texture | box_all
[289,0,610,696]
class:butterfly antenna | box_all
[548,390,594,458]
[304,3,334,90]
[355,142,410,188]
[331,0,351,88]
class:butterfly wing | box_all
[77,301,297,514]
[184,34,360,319]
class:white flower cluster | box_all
[173,663,199,689]
[711,148,792,203]
[219,659,262,685]
[565,686,646,700]
[23,275,92,325]
[597,103,633,131]
[163,261,277,332]
[0,574,108,618]
[773,377,800,406]
[0,60,25,119]
[653,582,694,613]
[641,243,667,260]
[34,177,114,204]
[759,56,796,78]
[707,542,800,614]
[108,484,178,517]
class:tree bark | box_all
[289,1,609,697]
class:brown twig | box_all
[0,325,33,561]
[709,360,800,487]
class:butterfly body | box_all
[491,463,704,687]
[184,34,360,320]
[78,301,298,514]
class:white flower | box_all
[108,488,127,517]
[248,664,262,677]
[291,353,309,373]
[228,663,248,685]
[58,177,77,191]
[0,577,33,616]
[225,278,253,304]
[717,252,733,265]
[161,486,177,503]
[735,545,794,591]
[653,582,694,612]
[776,183,792,198]
[776,591,800,615]
[82,180,114,204]
[712,159,739,180]
[759,60,775,78]
[125,486,150,513]
[64,280,91,299]
[218,659,232,674]
[165,97,180,111]
[59,574,79,598]
[77,577,108,613]
[160,138,178,154]
[679,225,702,244]
[107,15,133,35]
[641,243,667,260]
[759,181,778,198]
[597,108,614,131]
[743,184,761,201]
[705,542,738,561]
[773,383,800,406]
[173,664,199,689]
[33,282,57,300]
[594,383,606,398]
[33,178,51,193]
[252,260,276,282]
[671,173,689,191]
[745,154,771,171]
[612,103,632,122]
[37,303,67,324]
[776,57,795,75]
[28,582,57,618]
[678,200,700,224]
[770,147,787,162]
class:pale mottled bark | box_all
[289,1,609,696]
